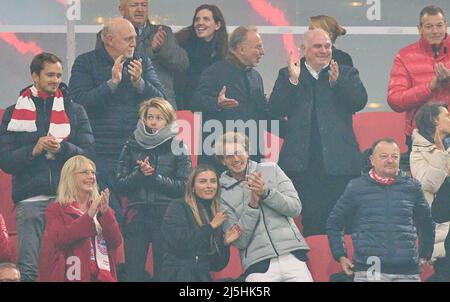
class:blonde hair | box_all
[56,155,100,206]
[184,166,221,227]
[138,97,176,124]
[310,15,346,44]
[214,131,249,162]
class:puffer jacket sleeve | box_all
[260,164,301,217]
[209,239,231,272]
[220,198,260,251]
[69,53,117,111]
[140,56,166,99]
[0,106,36,174]
[161,200,214,252]
[115,142,147,193]
[412,182,435,260]
[151,142,192,198]
[410,147,449,195]
[327,180,357,261]
[55,103,95,162]
[387,54,433,112]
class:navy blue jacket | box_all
[0,84,95,203]
[327,173,435,274]
[69,45,165,166]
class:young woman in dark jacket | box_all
[174,4,228,110]
[160,165,240,282]
[116,98,192,281]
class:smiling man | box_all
[327,137,435,282]
[388,5,450,153]
[193,26,269,174]
[95,0,188,108]
[269,28,367,237]
[0,53,95,281]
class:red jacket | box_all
[0,214,13,262]
[387,35,450,136]
[38,202,123,282]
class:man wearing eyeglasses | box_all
[95,0,188,109]
[388,5,450,154]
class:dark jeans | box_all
[287,170,356,237]
[123,203,168,282]
[16,198,52,282]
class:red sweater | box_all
[38,202,123,282]
[388,35,450,136]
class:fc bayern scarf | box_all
[369,168,396,186]
[7,85,70,141]
[69,205,115,282]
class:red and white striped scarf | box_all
[7,85,70,141]
[369,168,396,185]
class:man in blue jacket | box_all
[69,17,165,221]
[0,52,95,281]
[327,137,435,282]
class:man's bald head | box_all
[301,28,330,48]
[101,17,137,60]
[300,28,333,72]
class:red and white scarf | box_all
[69,205,115,282]
[7,85,70,141]
[369,168,396,186]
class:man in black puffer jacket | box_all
[0,53,94,281]
[327,137,435,282]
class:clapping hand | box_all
[328,59,339,87]
[137,156,155,176]
[210,210,227,229]
[151,26,167,51]
[128,58,143,84]
[88,189,110,218]
[288,51,301,85]
[224,225,241,245]
[111,55,125,85]
[435,63,450,82]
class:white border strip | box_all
[0,25,440,35]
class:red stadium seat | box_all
[352,112,407,153]
[305,234,354,282]
[0,108,17,244]
[305,234,434,282]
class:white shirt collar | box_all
[304,61,329,80]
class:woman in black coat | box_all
[116,98,192,281]
[160,166,240,282]
[174,4,228,110]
